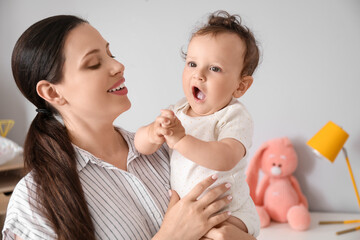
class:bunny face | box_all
[260,141,298,178]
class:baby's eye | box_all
[188,62,196,68]
[210,66,221,72]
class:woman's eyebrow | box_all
[82,43,110,60]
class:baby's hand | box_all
[160,110,186,149]
[147,113,174,145]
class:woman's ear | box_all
[36,80,66,106]
[233,76,253,98]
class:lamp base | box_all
[319,220,360,235]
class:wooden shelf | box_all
[0,154,23,172]
[0,154,24,218]
[0,153,24,237]
[0,171,23,193]
[0,193,11,215]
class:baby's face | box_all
[182,33,246,117]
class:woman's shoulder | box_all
[5,171,38,221]
[10,171,36,201]
[2,171,56,239]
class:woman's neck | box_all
[64,118,129,170]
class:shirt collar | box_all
[73,127,140,172]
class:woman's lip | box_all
[108,78,125,91]
[110,86,128,96]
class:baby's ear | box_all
[233,76,253,98]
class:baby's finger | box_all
[156,127,173,137]
[160,109,175,119]
[155,116,171,127]
[185,174,218,201]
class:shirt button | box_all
[154,212,161,220]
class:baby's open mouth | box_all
[192,86,206,100]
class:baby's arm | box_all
[174,136,245,171]
[161,110,245,171]
[134,113,175,155]
[226,216,248,233]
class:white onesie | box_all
[169,97,260,237]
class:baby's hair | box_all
[185,10,260,77]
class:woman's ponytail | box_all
[12,15,95,239]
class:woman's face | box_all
[55,23,131,123]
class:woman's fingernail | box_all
[227,211,232,216]
[225,183,231,188]
[227,195,233,201]
[212,174,218,180]
[168,190,172,197]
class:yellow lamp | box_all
[307,121,360,235]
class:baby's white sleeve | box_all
[217,102,253,150]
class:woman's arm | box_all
[153,174,233,240]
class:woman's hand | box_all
[202,222,257,240]
[153,175,232,240]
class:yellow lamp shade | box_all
[307,121,349,162]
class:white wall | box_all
[1,0,359,213]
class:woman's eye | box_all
[210,66,221,72]
[188,62,196,67]
[88,63,101,69]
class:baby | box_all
[135,10,260,237]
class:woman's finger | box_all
[198,182,231,208]
[204,195,232,216]
[208,211,231,229]
[185,174,218,201]
[167,190,180,210]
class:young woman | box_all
[2,15,256,240]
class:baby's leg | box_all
[226,215,248,233]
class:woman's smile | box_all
[107,78,128,95]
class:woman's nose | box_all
[110,59,125,76]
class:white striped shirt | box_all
[2,128,170,240]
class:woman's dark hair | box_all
[11,15,95,240]
[187,10,260,77]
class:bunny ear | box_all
[281,137,293,147]
[246,141,269,201]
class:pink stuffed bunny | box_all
[246,137,311,230]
